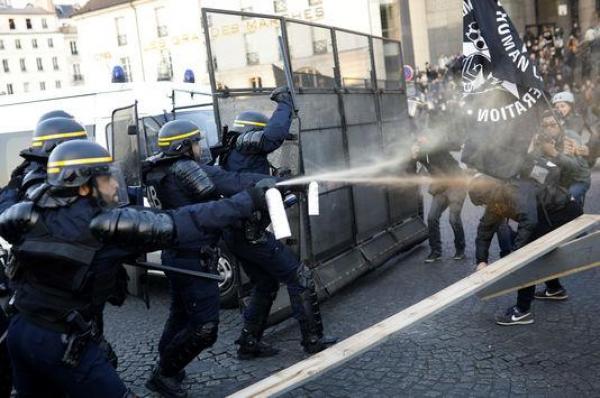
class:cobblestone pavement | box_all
[104,169,600,397]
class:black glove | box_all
[246,187,268,211]
[8,160,30,190]
[107,264,129,307]
[270,86,292,104]
[90,207,175,250]
[0,202,39,244]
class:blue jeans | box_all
[427,187,466,255]
[569,182,589,208]
[497,221,515,258]
[7,314,127,398]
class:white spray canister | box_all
[308,181,319,216]
[265,188,291,239]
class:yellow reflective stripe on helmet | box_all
[46,167,60,174]
[233,120,267,127]
[31,142,43,147]
[47,156,113,168]
[158,129,200,143]
[32,131,87,142]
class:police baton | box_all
[278,35,299,117]
[135,260,224,282]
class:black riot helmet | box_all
[37,110,74,124]
[231,111,269,134]
[30,117,88,159]
[47,140,128,207]
[157,120,212,164]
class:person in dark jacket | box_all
[534,110,591,206]
[469,166,582,326]
[411,134,466,262]
[221,87,337,359]
[0,139,269,398]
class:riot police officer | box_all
[0,139,270,398]
[0,305,10,398]
[143,119,274,398]
[0,114,87,394]
[0,114,86,214]
[220,87,337,359]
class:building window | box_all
[0,40,4,50]
[312,39,328,54]
[6,83,13,95]
[115,17,127,46]
[52,56,59,71]
[55,80,61,89]
[73,64,83,81]
[273,0,286,12]
[2,59,9,73]
[246,52,259,65]
[69,41,78,55]
[26,18,32,29]
[250,76,263,89]
[23,82,29,92]
[244,34,259,65]
[19,58,26,72]
[36,57,43,71]
[15,39,21,49]
[308,0,322,5]
[40,81,46,91]
[47,38,53,48]
[155,7,168,37]
[120,57,132,81]
[42,18,47,29]
[32,38,38,48]
[157,49,173,81]
[8,19,15,30]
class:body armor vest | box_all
[12,217,111,328]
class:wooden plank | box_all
[478,231,600,300]
[228,214,600,398]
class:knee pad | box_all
[159,321,219,376]
[193,321,219,348]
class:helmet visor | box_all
[191,135,213,165]
[92,166,129,208]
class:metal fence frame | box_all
[201,7,423,267]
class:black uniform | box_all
[221,91,336,356]
[143,154,265,381]
[0,138,265,398]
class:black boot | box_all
[146,366,187,398]
[236,326,279,360]
[291,284,338,354]
[236,289,279,360]
[149,322,218,397]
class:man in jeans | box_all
[412,135,466,262]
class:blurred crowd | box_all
[405,20,600,166]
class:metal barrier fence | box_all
[201,8,427,287]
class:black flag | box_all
[461,0,545,179]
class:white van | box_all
[0,82,216,186]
